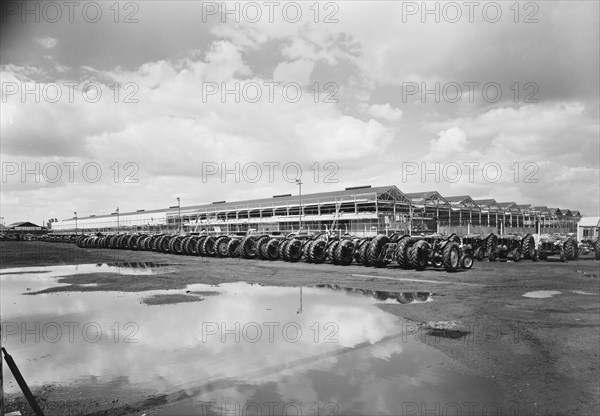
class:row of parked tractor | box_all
[41,230,600,272]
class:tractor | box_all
[579,237,599,260]
[358,233,472,272]
[535,234,578,262]
[493,234,524,262]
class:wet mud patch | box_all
[142,293,205,305]
[421,321,472,340]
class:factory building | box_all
[52,185,582,236]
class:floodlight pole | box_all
[177,197,182,234]
[296,180,303,230]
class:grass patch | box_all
[142,293,205,305]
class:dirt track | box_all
[1,241,599,415]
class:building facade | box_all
[52,185,582,236]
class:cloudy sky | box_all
[1,1,598,225]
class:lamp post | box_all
[74,211,78,235]
[296,179,303,230]
[177,197,182,234]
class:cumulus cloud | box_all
[414,103,599,212]
[34,36,58,49]
[367,103,403,122]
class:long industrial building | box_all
[52,185,582,236]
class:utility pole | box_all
[296,179,302,230]
[177,197,182,235]
[74,211,78,235]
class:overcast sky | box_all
[1,0,598,225]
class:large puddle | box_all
[1,265,504,415]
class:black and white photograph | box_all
[1,1,599,415]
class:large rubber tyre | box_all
[358,239,372,266]
[151,235,164,251]
[227,238,241,257]
[303,240,315,263]
[285,239,303,262]
[395,237,411,269]
[214,236,231,257]
[116,234,128,249]
[309,239,328,263]
[512,248,521,262]
[129,235,140,250]
[408,240,429,271]
[389,233,401,243]
[447,233,461,244]
[197,236,209,256]
[460,253,474,269]
[240,236,257,259]
[255,236,271,260]
[179,236,192,254]
[334,240,354,266]
[474,246,485,261]
[167,236,178,254]
[486,234,498,260]
[353,239,367,264]
[108,235,120,249]
[564,238,577,260]
[520,234,535,259]
[278,239,291,261]
[160,235,174,252]
[442,242,460,272]
[188,236,201,255]
[192,236,206,255]
[266,238,280,260]
[202,236,217,256]
[137,236,148,250]
[367,235,390,268]
[328,241,340,265]
[559,249,567,262]
[169,236,184,254]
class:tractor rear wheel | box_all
[285,239,303,262]
[214,236,231,257]
[408,241,429,271]
[358,239,372,266]
[442,242,460,272]
[278,239,291,261]
[255,236,271,260]
[266,238,280,260]
[512,249,521,262]
[367,235,390,268]
[335,240,355,266]
[227,238,241,257]
[474,247,485,261]
[304,240,315,263]
[396,237,411,269]
[328,241,340,265]
[309,240,328,263]
[520,234,535,259]
[564,238,577,260]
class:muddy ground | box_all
[1,241,599,415]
